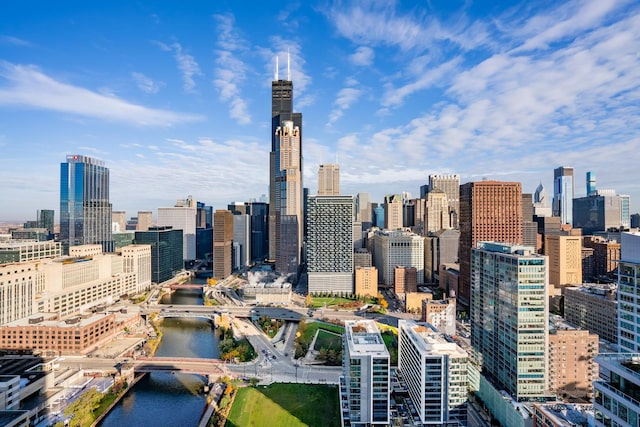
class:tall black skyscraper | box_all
[269,54,303,276]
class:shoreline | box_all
[90,372,147,427]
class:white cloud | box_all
[109,136,269,210]
[0,62,204,126]
[212,14,251,125]
[382,57,461,108]
[510,0,630,52]
[330,6,640,204]
[0,35,31,46]
[154,41,202,92]
[326,2,490,52]
[131,72,162,94]
[327,86,363,126]
[172,43,202,92]
[350,46,374,66]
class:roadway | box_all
[57,316,342,385]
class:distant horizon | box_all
[2,1,639,219]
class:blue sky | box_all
[1,0,639,222]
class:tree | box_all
[63,388,103,426]
[377,293,389,309]
[305,294,313,307]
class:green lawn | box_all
[313,329,342,351]
[225,383,340,427]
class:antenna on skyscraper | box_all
[287,48,291,81]
[275,55,279,81]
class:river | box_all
[99,284,220,427]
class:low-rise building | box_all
[354,267,378,298]
[421,299,456,336]
[0,310,139,356]
[532,403,594,427]
[548,320,598,401]
[563,284,617,344]
[404,291,432,314]
[0,241,62,265]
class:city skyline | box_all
[1,0,640,220]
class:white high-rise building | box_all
[617,232,640,352]
[471,242,549,401]
[372,230,424,286]
[157,206,197,261]
[398,320,468,426]
[307,195,354,294]
[594,353,640,426]
[340,320,390,427]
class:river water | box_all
[99,285,220,427]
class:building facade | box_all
[341,320,390,427]
[0,241,61,265]
[269,67,303,273]
[137,211,153,231]
[471,242,548,401]
[157,206,196,262]
[318,163,340,196]
[594,353,640,426]
[398,320,467,426]
[544,235,582,286]
[394,266,417,294]
[372,230,424,287]
[354,267,378,298]
[428,174,460,228]
[273,120,303,275]
[424,190,451,233]
[213,210,233,280]
[547,327,598,401]
[617,232,640,352]
[458,181,523,307]
[59,154,113,254]
[306,195,354,294]
[134,226,183,284]
[564,284,618,344]
[383,194,403,230]
[573,192,622,235]
[553,166,574,225]
[424,229,459,284]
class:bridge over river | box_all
[145,304,307,322]
[132,356,230,376]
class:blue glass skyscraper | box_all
[59,154,113,254]
[553,166,574,225]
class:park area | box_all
[225,383,340,427]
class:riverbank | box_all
[90,373,147,427]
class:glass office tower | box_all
[59,154,113,254]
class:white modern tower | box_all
[471,242,549,400]
[341,320,390,427]
[398,320,468,425]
